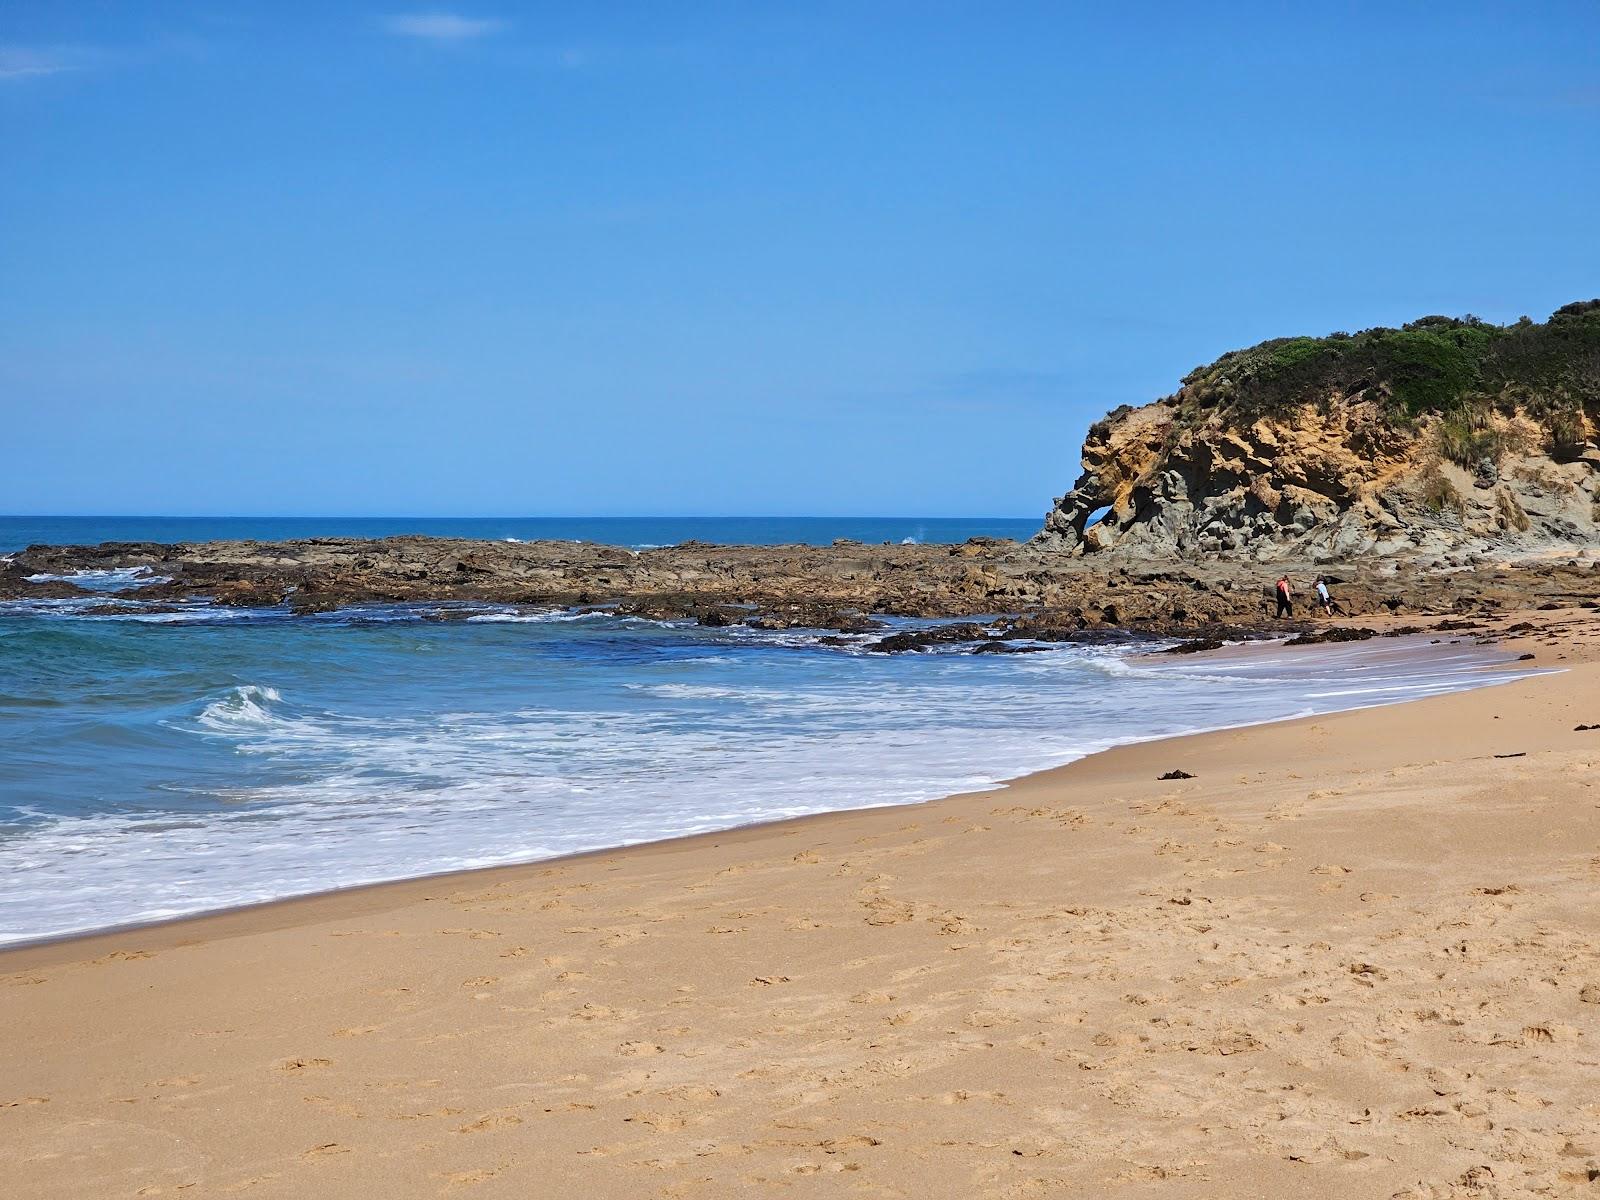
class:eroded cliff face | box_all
[1035,391,1600,563]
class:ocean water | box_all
[0,515,1040,555]
[0,561,1531,945]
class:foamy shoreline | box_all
[0,632,1532,951]
[3,609,1596,1199]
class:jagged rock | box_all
[1033,302,1600,563]
[866,623,994,653]
[1163,637,1226,654]
[288,594,341,615]
[212,580,288,607]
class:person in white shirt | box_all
[1315,577,1334,617]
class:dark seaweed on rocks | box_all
[1163,638,1226,655]
[1283,627,1377,646]
[866,624,996,654]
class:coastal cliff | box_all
[1036,301,1600,562]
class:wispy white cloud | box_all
[0,45,81,81]
[0,41,201,83]
[381,12,509,42]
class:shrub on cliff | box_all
[1417,462,1465,514]
[1435,408,1503,469]
[1178,301,1600,424]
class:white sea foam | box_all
[113,608,251,624]
[24,566,171,591]
[196,685,286,732]
[0,596,249,622]
[0,631,1536,946]
[464,608,613,624]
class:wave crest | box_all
[197,684,285,732]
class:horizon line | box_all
[0,512,1043,521]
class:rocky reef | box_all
[6,534,1600,636]
[1036,301,1600,562]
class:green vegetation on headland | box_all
[1175,300,1600,435]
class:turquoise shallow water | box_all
[0,517,1532,946]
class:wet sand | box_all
[4,611,1599,1198]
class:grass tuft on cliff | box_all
[1179,300,1600,426]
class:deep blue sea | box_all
[0,516,1530,945]
[0,515,1041,555]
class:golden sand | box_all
[4,612,1599,1198]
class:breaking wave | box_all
[0,608,1537,946]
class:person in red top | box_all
[1274,575,1293,618]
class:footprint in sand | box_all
[300,1143,350,1160]
[277,1058,332,1073]
[440,1166,506,1189]
[455,1112,523,1134]
[624,1110,695,1131]
[659,1084,721,1103]
[850,990,895,1005]
[934,1090,1007,1104]
[390,1105,466,1121]
[568,1002,630,1023]
[859,895,916,926]
[1520,1023,1577,1043]
[219,1173,282,1193]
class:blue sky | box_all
[3,3,1597,517]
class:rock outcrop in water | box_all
[1036,301,1600,562]
[6,534,1600,634]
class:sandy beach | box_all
[4,611,1599,1199]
